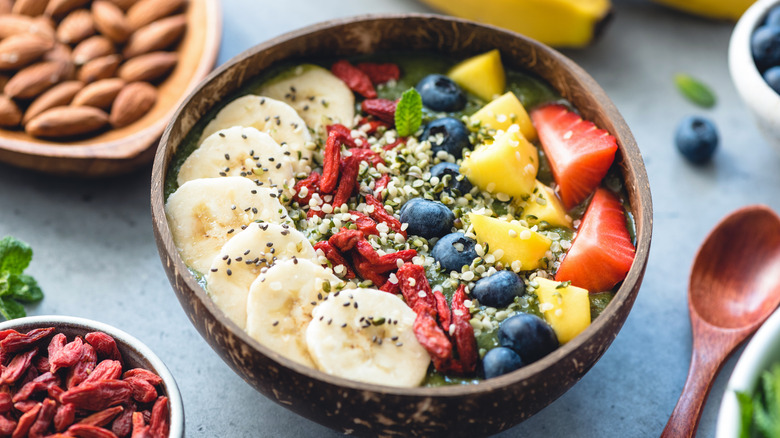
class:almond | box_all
[72,77,124,109]
[126,0,185,30]
[117,51,176,83]
[11,0,49,16]
[0,75,9,90]
[56,8,95,44]
[0,15,56,39]
[104,0,136,11]
[91,0,130,43]
[25,105,108,138]
[0,94,22,127]
[77,53,120,83]
[122,14,185,58]
[22,79,83,124]
[4,60,71,99]
[0,0,12,14]
[109,80,155,127]
[71,35,114,65]
[0,33,55,70]
[45,0,90,18]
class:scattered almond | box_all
[122,14,185,58]
[0,0,12,14]
[45,0,90,18]
[77,53,120,83]
[71,35,114,65]
[103,0,135,11]
[25,104,108,137]
[109,80,155,127]
[0,75,9,90]
[125,0,184,30]
[0,94,23,127]
[91,0,130,43]
[56,8,95,44]
[43,41,73,66]
[0,33,55,70]
[71,76,123,109]
[4,60,71,99]
[0,14,56,39]
[23,80,84,124]
[12,0,49,16]
[117,51,176,83]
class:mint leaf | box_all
[8,274,42,303]
[674,73,716,108]
[0,297,26,320]
[0,236,32,275]
[736,391,754,438]
[394,88,422,137]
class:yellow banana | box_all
[650,0,756,21]
[418,0,612,48]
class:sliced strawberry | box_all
[530,104,618,209]
[554,188,635,293]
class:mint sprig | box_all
[394,88,422,137]
[674,73,716,108]
[737,363,780,438]
[0,236,43,320]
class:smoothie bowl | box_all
[151,14,652,437]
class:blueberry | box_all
[422,117,472,159]
[482,347,525,379]
[471,270,525,308]
[430,162,473,196]
[766,6,780,26]
[751,25,780,71]
[675,116,718,164]
[431,233,478,272]
[498,313,558,364]
[764,65,780,94]
[415,74,466,112]
[399,199,454,239]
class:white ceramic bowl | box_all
[716,308,780,437]
[729,0,780,153]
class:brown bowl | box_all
[151,14,652,437]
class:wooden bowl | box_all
[0,0,221,177]
[151,14,652,437]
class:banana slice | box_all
[205,222,316,329]
[178,126,295,199]
[306,288,431,387]
[200,95,315,173]
[165,177,291,275]
[257,64,355,140]
[246,258,342,368]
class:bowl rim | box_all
[0,314,184,437]
[151,13,652,397]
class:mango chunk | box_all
[448,49,506,101]
[469,213,551,271]
[470,92,537,141]
[521,181,572,229]
[460,126,538,200]
[534,277,590,344]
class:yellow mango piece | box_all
[470,92,537,141]
[534,277,590,344]
[521,181,572,229]
[448,49,505,101]
[460,126,538,200]
[469,213,551,271]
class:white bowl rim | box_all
[0,315,184,438]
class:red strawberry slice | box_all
[554,188,635,293]
[530,104,618,209]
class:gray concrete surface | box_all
[1,0,779,436]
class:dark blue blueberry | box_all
[431,233,478,272]
[430,162,473,196]
[471,270,525,308]
[398,199,454,239]
[675,116,718,164]
[482,347,525,379]
[764,65,780,94]
[422,117,472,159]
[498,313,558,364]
[415,74,466,112]
[766,6,780,26]
[751,25,780,71]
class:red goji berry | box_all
[0,414,15,436]
[412,303,454,372]
[331,60,377,99]
[124,377,157,404]
[331,155,360,209]
[306,208,325,219]
[47,333,66,363]
[348,211,379,236]
[0,393,10,413]
[361,99,396,124]
[149,396,169,438]
[326,124,360,149]
[121,369,162,387]
[78,406,124,427]
[50,336,84,373]
[130,411,151,438]
[347,148,383,167]
[293,171,320,206]
[28,397,56,438]
[396,263,435,311]
[85,332,122,363]
[1,349,36,385]
[68,423,121,438]
[313,241,355,279]
[319,130,342,194]
[382,137,406,151]
[364,194,406,237]
[350,254,389,287]
[355,240,416,273]
[373,175,391,201]
[13,372,59,403]
[33,355,49,374]
[0,329,20,341]
[328,228,363,252]
[84,360,123,385]
[13,400,37,413]
[12,402,40,438]
[451,285,478,375]
[357,117,389,135]
[61,380,132,411]
[66,343,97,389]
[356,62,401,85]
[1,327,54,355]
[54,403,76,432]
[434,290,451,333]
[380,279,400,294]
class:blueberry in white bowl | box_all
[431,232,478,272]
[421,117,472,159]
[471,270,525,308]
[751,24,780,71]
[415,74,466,112]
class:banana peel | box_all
[650,0,756,21]
[418,0,613,48]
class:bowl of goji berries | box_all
[0,315,183,437]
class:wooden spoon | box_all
[662,205,780,437]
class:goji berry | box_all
[434,290,451,333]
[13,400,37,413]
[379,279,400,294]
[382,137,406,151]
[350,254,389,287]
[12,401,40,438]
[348,211,379,236]
[149,397,169,438]
[331,60,377,99]
[47,333,66,364]
[130,411,151,438]
[66,343,97,389]
[0,329,20,341]
[85,332,122,363]
[1,327,54,355]
[0,414,15,436]
[364,194,406,237]
[50,336,84,373]
[78,406,124,427]
[67,423,121,438]
[124,377,157,404]
[451,285,478,375]
[326,124,360,149]
[328,228,363,252]
[313,241,355,279]
[28,397,56,438]
[412,304,454,372]
[292,171,320,206]
[361,99,396,124]
[347,148,383,167]
[356,62,401,85]
[357,117,389,135]
[306,208,325,219]
[13,372,59,403]
[121,369,162,387]
[54,403,75,432]
[0,393,10,413]
[396,263,435,311]
[355,240,416,273]
[319,130,342,194]
[331,155,360,209]
[60,380,132,411]
[33,355,49,374]
[373,175,391,201]
[1,349,36,385]
[84,360,123,385]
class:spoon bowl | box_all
[662,205,780,437]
